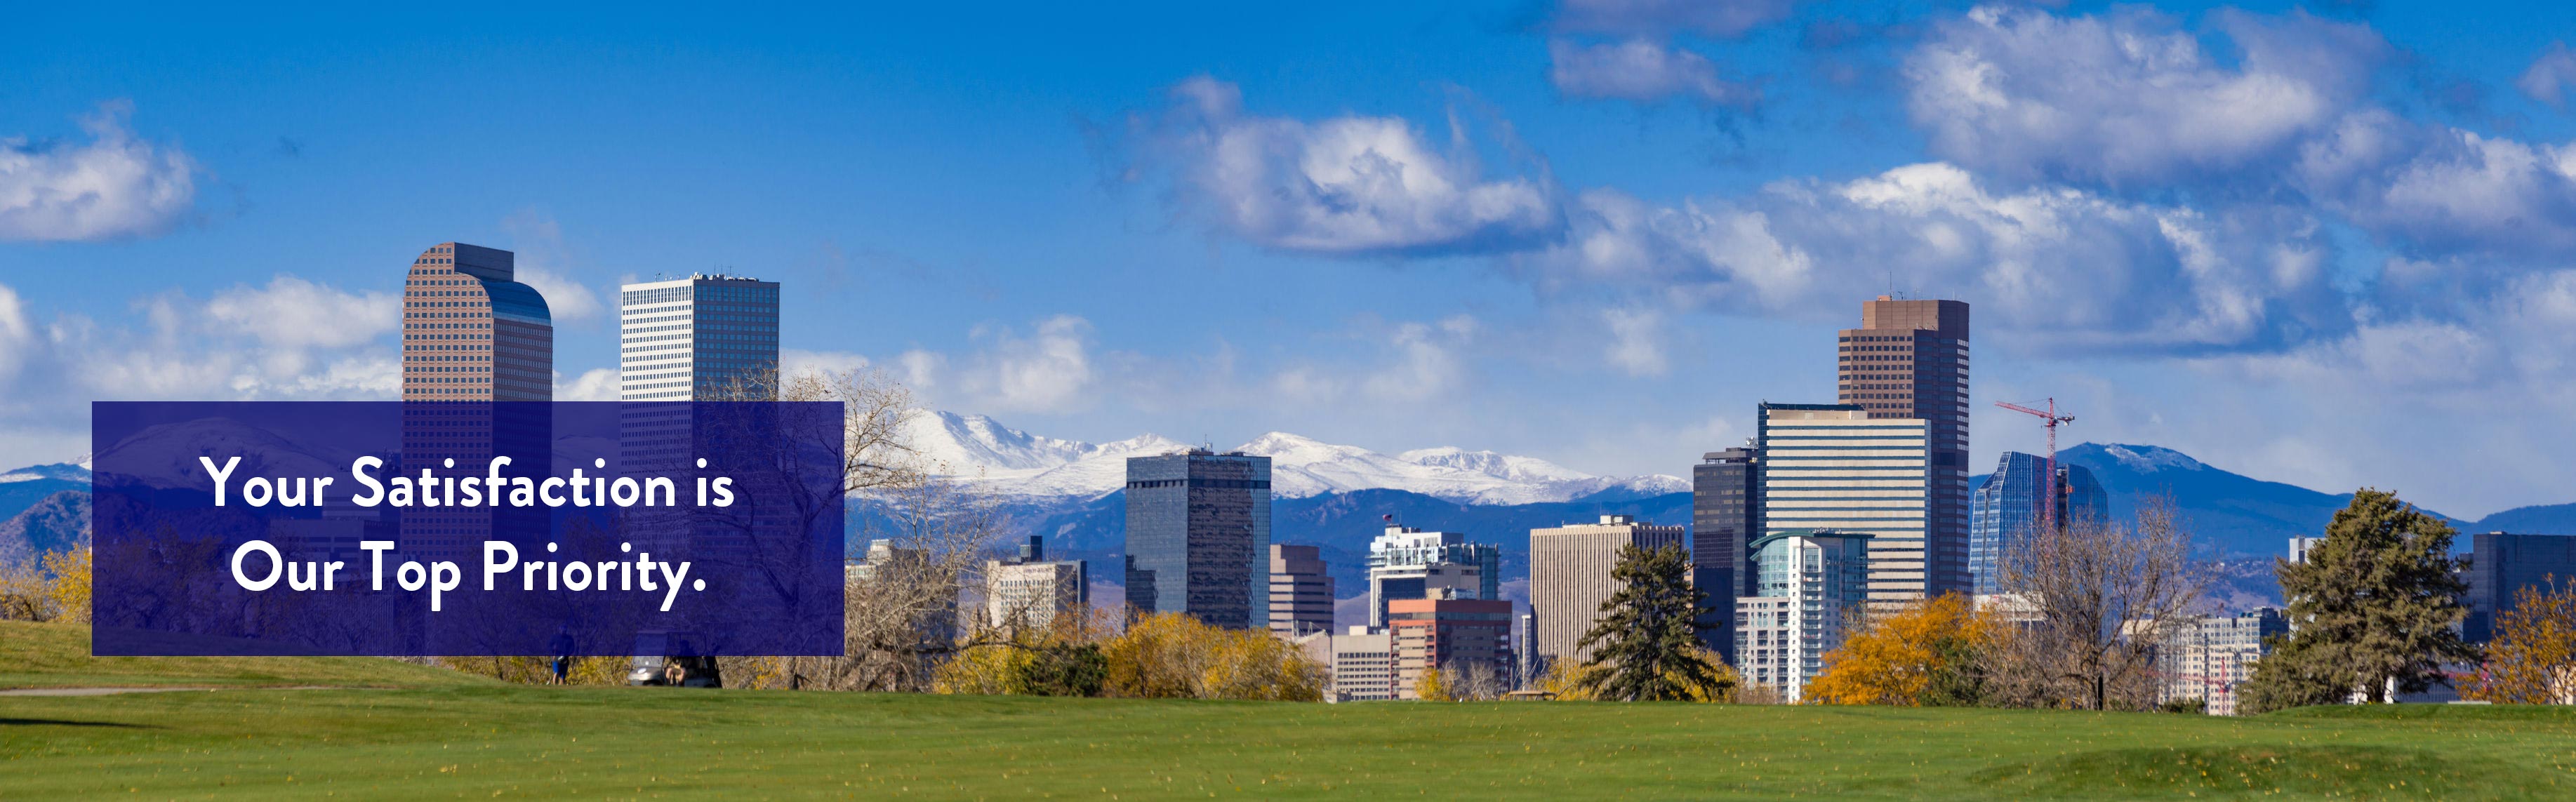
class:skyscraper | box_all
[1758,403,1931,603]
[2466,532,2576,643]
[1528,514,1685,665]
[1735,529,1870,703]
[402,243,552,401]
[1268,544,1335,637]
[1968,452,2109,594]
[399,243,551,563]
[1123,450,1271,629]
[1364,524,1501,629]
[1836,297,1970,595]
[618,274,781,401]
[1691,446,1761,660]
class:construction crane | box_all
[1995,399,2076,534]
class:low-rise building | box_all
[1328,627,1399,702]
[1389,596,1514,700]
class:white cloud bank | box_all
[0,101,197,241]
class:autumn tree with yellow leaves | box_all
[2464,577,2576,705]
[1806,593,1993,706]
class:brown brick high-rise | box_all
[398,243,553,563]
[1836,297,1970,597]
[401,243,552,401]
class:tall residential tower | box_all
[1835,297,1970,596]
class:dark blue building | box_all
[2467,532,2576,643]
[1969,451,2109,595]
[1123,450,1270,629]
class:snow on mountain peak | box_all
[908,410,1685,504]
[2098,443,2207,474]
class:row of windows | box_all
[1124,478,1273,490]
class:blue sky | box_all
[6,1,2576,519]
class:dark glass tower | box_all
[1837,297,1970,596]
[1691,446,1760,660]
[1122,450,1271,629]
[1968,452,2109,594]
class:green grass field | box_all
[0,621,498,690]
[5,621,2573,800]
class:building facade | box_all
[1758,403,1932,604]
[1968,452,2109,594]
[617,274,781,401]
[1327,627,1400,701]
[1528,514,1687,666]
[1268,544,1335,637]
[1835,297,1970,596]
[1734,530,1871,703]
[1691,446,1762,660]
[2467,532,2576,643]
[402,242,553,401]
[1389,596,1515,700]
[2145,608,2288,716]
[1365,525,1501,629]
[1122,450,1271,629]
[985,536,1088,633]
[399,243,552,563]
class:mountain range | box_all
[901,410,1688,504]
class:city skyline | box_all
[10,2,2576,521]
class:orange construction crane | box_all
[1996,398,2076,534]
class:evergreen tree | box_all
[2256,488,2480,705]
[1575,543,1722,702]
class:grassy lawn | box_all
[0,621,498,690]
[5,620,2572,800]
[1,686,2570,800]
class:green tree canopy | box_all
[2246,488,2479,710]
[1575,543,1726,702]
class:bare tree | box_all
[709,367,1036,691]
[1988,497,2210,710]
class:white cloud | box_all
[203,275,400,350]
[1271,315,1479,406]
[1136,76,1562,256]
[2518,41,2576,108]
[555,368,620,401]
[1552,0,1798,39]
[1602,307,1668,376]
[782,349,871,377]
[501,210,603,323]
[514,266,602,323]
[0,283,36,384]
[2296,113,2576,259]
[1527,163,2344,354]
[1548,39,1758,107]
[1904,6,2383,187]
[0,101,197,241]
[892,316,1097,415]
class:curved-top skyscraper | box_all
[401,243,552,401]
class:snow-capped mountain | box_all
[902,410,1685,504]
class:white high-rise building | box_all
[1758,403,1931,603]
[1365,525,1500,629]
[1734,530,1870,703]
[618,274,781,401]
